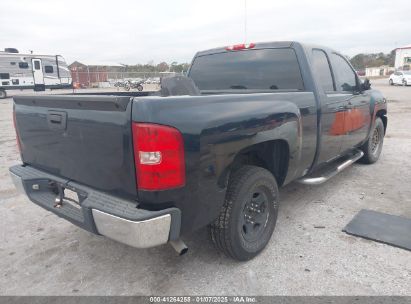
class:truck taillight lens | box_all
[132,123,185,191]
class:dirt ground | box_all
[0,79,410,295]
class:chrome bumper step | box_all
[298,149,364,185]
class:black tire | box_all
[137,85,143,91]
[0,89,7,99]
[403,80,408,86]
[210,165,279,261]
[359,117,384,164]
[389,79,393,86]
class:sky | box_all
[1,0,410,65]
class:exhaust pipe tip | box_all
[179,247,188,256]
[169,239,188,256]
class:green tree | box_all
[157,62,169,72]
[349,52,395,69]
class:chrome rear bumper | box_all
[9,164,181,249]
[10,171,25,194]
[92,209,171,248]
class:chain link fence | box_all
[70,70,184,91]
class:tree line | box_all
[349,50,395,70]
[121,61,191,73]
[119,50,396,74]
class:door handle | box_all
[47,111,67,130]
[337,105,348,111]
[49,114,62,124]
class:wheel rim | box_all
[241,187,270,242]
[371,127,381,155]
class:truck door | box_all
[329,53,370,152]
[311,49,347,164]
[392,72,401,84]
[31,59,44,86]
[397,72,404,84]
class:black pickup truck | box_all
[10,41,387,261]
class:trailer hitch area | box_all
[49,182,65,208]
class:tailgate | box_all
[13,95,137,198]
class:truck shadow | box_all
[82,164,356,266]
[11,163,367,294]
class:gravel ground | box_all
[0,79,410,295]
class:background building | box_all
[69,61,125,88]
[394,45,411,70]
[365,66,395,77]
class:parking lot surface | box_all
[0,79,410,295]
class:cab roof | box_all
[194,41,337,57]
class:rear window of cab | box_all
[189,48,304,91]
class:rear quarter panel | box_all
[132,92,317,233]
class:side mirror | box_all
[361,78,371,91]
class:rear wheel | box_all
[359,117,384,164]
[0,89,7,99]
[389,79,393,86]
[137,85,143,91]
[403,80,408,86]
[210,165,279,261]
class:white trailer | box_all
[0,48,72,99]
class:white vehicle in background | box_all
[0,48,72,99]
[389,71,411,86]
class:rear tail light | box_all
[12,110,21,154]
[132,122,185,191]
[226,43,255,51]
